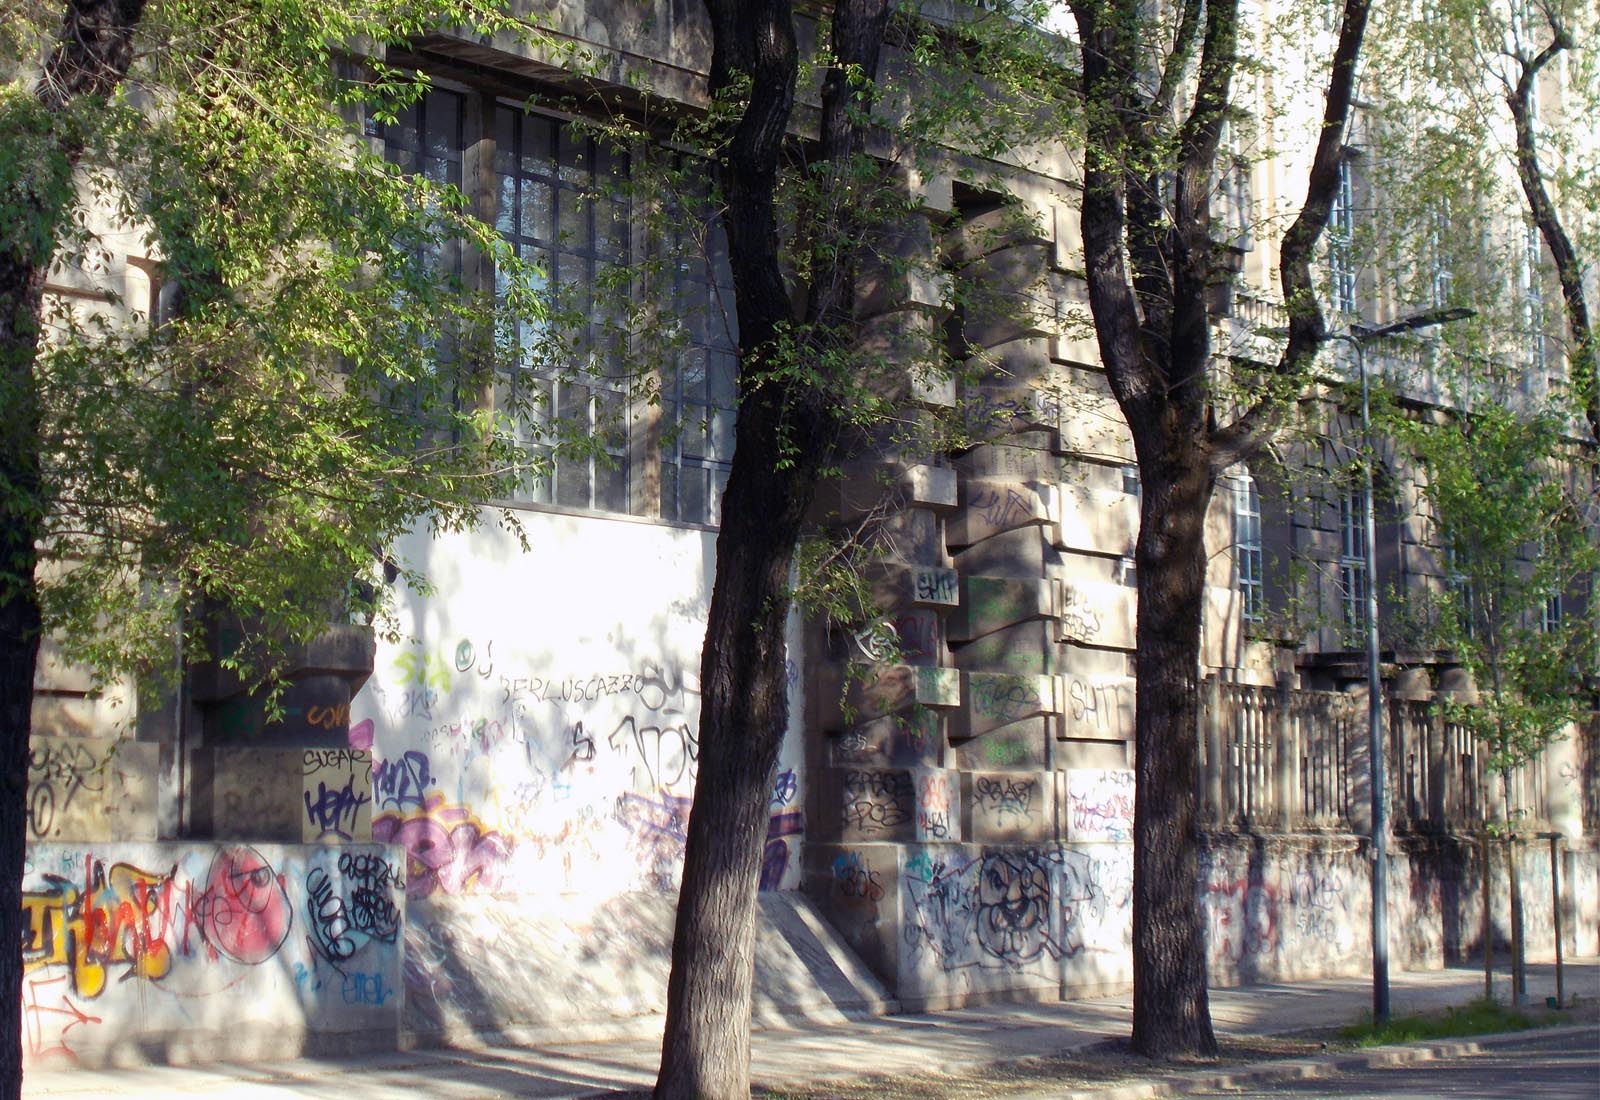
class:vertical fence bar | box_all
[1204,676,1224,825]
[1276,682,1296,829]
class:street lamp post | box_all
[1327,305,1474,1026]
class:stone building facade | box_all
[22,0,1599,1069]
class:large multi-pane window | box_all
[493,107,631,512]
[1329,158,1357,314]
[380,89,465,199]
[1522,225,1545,373]
[374,89,467,417]
[378,87,736,525]
[1233,473,1264,624]
[1338,485,1369,637]
[659,193,737,526]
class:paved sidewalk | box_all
[22,959,1599,1100]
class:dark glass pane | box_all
[521,180,554,243]
[526,377,554,436]
[522,115,556,176]
[593,141,628,185]
[682,413,708,460]
[709,410,735,462]
[522,445,553,503]
[682,467,707,525]
[596,460,627,512]
[598,200,630,262]
[661,463,679,523]
[495,172,516,235]
[558,189,590,249]
[557,458,591,508]
[423,154,455,187]
[558,126,590,185]
[710,352,737,408]
[388,103,420,152]
[559,381,591,423]
[682,351,707,402]
[709,468,728,525]
[596,387,626,443]
[494,108,516,174]
[425,91,460,159]
[520,244,550,294]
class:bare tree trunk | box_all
[1132,452,1218,1055]
[1067,0,1369,1057]
[0,319,44,1097]
[654,399,827,1100]
[1508,833,1526,1002]
[655,3,888,1098]
[0,3,145,1092]
[1500,771,1526,1003]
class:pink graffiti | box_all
[195,846,293,965]
[372,794,514,899]
[349,718,375,750]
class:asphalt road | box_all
[1183,1027,1600,1100]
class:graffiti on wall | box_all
[302,750,371,842]
[359,646,707,893]
[915,770,956,841]
[761,768,805,891]
[303,851,402,977]
[1287,860,1351,951]
[20,843,403,1063]
[371,794,513,899]
[1060,677,1133,740]
[346,507,805,904]
[357,625,807,898]
[972,776,1040,831]
[840,770,914,835]
[1067,769,1134,842]
[1198,848,1357,971]
[1200,855,1277,966]
[899,846,1133,976]
[27,742,109,841]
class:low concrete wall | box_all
[400,890,893,1048]
[1204,832,1600,984]
[22,842,404,1067]
[807,831,1600,1011]
[806,841,1134,1013]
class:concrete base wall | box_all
[807,832,1600,1011]
[402,891,894,1050]
[1203,832,1599,983]
[20,841,892,1067]
[22,841,404,1067]
[804,840,1134,1013]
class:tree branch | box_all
[1505,21,1597,449]
[1213,0,1371,472]
[1167,0,1240,427]
[1069,0,1158,425]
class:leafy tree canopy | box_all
[1383,392,1598,806]
[1,0,555,692]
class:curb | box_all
[1038,1023,1600,1100]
